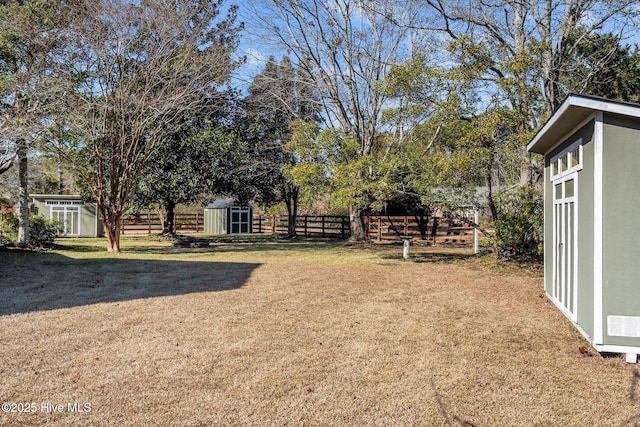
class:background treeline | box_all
[0,0,638,256]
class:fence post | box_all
[341,216,346,239]
[404,216,409,237]
[304,216,308,236]
[321,216,325,237]
[147,213,151,234]
[377,217,382,241]
[473,209,479,254]
[431,216,438,246]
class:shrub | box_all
[29,215,64,246]
[0,213,63,247]
[489,186,543,260]
[0,210,18,245]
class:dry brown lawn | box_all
[0,236,639,426]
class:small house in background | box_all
[31,194,104,237]
[527,94,640,363]
[203,199,252,235]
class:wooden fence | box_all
[252,215,349,238]
[120,213,204,234]
[365,215,483,245]
[120,212,485,247]
[251,214,485,246]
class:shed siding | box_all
[602,114,640,346]
[32,198,47,217]
[544,155,553,297]
[80,204,98,237]
[577,124,595,337]
[204,208,226,234]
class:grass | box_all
[1,235,638,426]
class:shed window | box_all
[45,199,84,206]
[565,179,574,198]
[551,139,583,180]
[571,146,580,167]
[555,183,563,200]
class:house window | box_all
[551,139,583,180]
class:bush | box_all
[29,215,64,246]
[0,212,63,247]
[0,210,18,245]
[489,186,543,260]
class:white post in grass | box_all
[401,236,411,259]
[473,209,479,254]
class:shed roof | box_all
[204,199,236,209]
[31,194,83,200]
[527,94,640,155]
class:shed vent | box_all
[45,200,84,206]
[608,316,640,338]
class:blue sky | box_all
[229,0,640,94]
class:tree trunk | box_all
[57,153,64,194]
[415,212,429,240]
[513,4,535,189]
[348,206,367,241]
[283,183,299,237]
[519,149,533,187]
[104,225,120,252]
[17,139,29,247]
[162,200,176,235]
[100,205,122,252]
[485,173,498,222]
[104,228,120,252]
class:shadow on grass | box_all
[379,250,477,263]
[57,235,347,255]
[210,238,344,254]
[0,251,259,316]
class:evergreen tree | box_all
[244,55,320,236]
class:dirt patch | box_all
[0,239,638,425]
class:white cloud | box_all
[243,47,267,68]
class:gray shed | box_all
[31,194,104,237]
[527,94,640,363]
[204,199,252,234]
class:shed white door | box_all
[50,205,80,236]
[552,175,578,321]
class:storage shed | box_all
[203,199,252,234]
[31,194,104,237]
[527,94,640,363]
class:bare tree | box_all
[0,141,15,175]
[252,0,425,240]
[0,0,68,246]
[420,0,639,185]
[59,0,241,252]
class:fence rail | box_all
[252,215,349,238]
[365,215,483,245]
[120,213,204,234]
[120,212,484,247]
